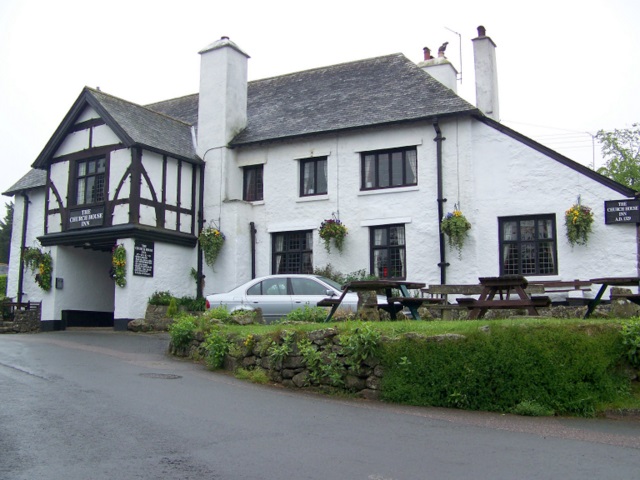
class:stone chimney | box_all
[472,26,500,121]
[418,42,458,93]
[197,36,249,155]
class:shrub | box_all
[283,305,327,323]
[235,367,270,384]
[168,315,197,349]
[178,296,206,312]
[204,306,231,323]
[380,324,626,416]
[0,274,6,297]
[340,323,381,371]
[621,318,640,368]
[167,298,179,318]
[149,291,173,306]
[203,329,230,369]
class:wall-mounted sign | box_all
[68,205,104,229]
[133,241,154,277]
[604,199,640,224]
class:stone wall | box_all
[0,309,41,334]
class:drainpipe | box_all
[433,121,449,284]
[196,163,205,299]
[17,192,30,304]
[250,222,257,279]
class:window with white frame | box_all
[370,224,406,279]
[499,214,557,276]
[361,147,417,190]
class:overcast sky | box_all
[1,0,638,204]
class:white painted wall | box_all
[114,238,197,320]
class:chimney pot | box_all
[477,25,486,37]
[423,47,432,61]
[221,36,229,40]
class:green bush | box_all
[283,305,327,323]
[621,318,640,368]
[203,329,230,369]
[168,315,197,349]
[204,305,231,323]
[179,296,206,312]
[0,275,7,297]
[149,291,173,306]
[340,323,381,371]
[380,324,627,416]
[167,298,179,317]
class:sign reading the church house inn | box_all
[605,199,640,224]
[133,241,154,277]
[68,205,104,229]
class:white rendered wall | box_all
[6,190,46,303]
[113,238,197,320]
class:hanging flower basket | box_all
[22,246,52,291]
[565,203,594,246]
[319,218,348,253]
[441,209,471,258]
[111,244,127,287]
[199,226,226,267]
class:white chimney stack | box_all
[418,43,458,93]
[472,25,500,121]
[197,36,249,154]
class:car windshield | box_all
[316,276,343,291]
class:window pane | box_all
[97,158,106,173]
[76,179,86,204]
[302,161,314,195]
[520,220,535,241]
[390,226,405,246]
[77,162,86,177]
[272,230,313,274]
[317,159,327,194]
[247,283,261,295]
[373,249,389,277]
[263,278,287,295]
[538,243,555,274]
[378,153,390,187]
[87,160,96,175]
[538,219,553,239]
[291,278,326,295]
[86,176,96,203]
[521,243,536,274]
[363,155,375,189]
[373,228,387,246]
[503,221,518,241]
[503,244,519,275]
[406,150,417,184]
[391,152,404,187]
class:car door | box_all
[289,277,335,310]
[245,277,292,321]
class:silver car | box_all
[205,274,362,321]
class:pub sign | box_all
[68,205,104,229]
[604,199,640,224]
[133,241,154,277]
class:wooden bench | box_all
[528,280,592,294]
[457,296,552,310]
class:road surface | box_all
[1,330,639,479]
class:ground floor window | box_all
[272,230,313,274]
[370,224,406,279]
[499,214,557,276]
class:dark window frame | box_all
[272,230,313,274]
[498,214,558,276]
[243,164,264,202]
[299,157,328,197]
[369,224,406,279]
[72,156,106,207]
[361,147,418,191]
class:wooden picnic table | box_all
[584,276,640,318]
[318,279,434,321]
[458,275,550,320]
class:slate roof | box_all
[3,169,47,196]
[144,53,478,147]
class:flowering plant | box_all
[319,218,348,253]
[441,209,471,258]
[199,226,225,267]
[111,244,127,287]
[565,203,594,246]
[22,246,52,291]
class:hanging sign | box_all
[133,241,154,277]
[68,205,104,229]
[604,199,640,224]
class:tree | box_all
[596,123,640,190]
[0,202,13,264]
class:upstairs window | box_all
[243,165,264,201]
[300,157,328,196]
[361,147,417,190]
[75,158,106,205]
[499,214,557,276]
[370,224,406,279]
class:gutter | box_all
[17,192,30,304]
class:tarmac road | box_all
[1,329,639,480]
